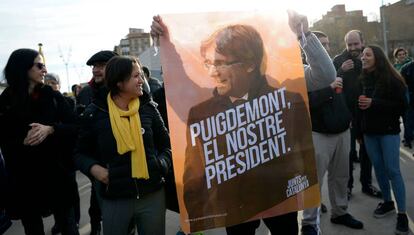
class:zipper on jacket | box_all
[134,179,140,199]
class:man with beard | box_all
[77,50,117,235]
[77,51,117,114]
[333,30,382,200]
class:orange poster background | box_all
[160,11,320,233]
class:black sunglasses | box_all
[34,62,46,70]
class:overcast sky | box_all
[0,0,398,91]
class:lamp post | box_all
[38,43,45,64]
[381,0,389,55]
[59,46,72,92]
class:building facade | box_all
[311,1,414,58]
[381,0,414,57]
[114,28,162,80]
[114,28,151,58]
[138,47,162,80]
[311,4,382,56]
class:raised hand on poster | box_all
[287,10,309,38]
[151,15,170,43]
[159,11,322,233]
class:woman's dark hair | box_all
[361,45,406,94]
[142,66,150,78]
[3,48,39,93]
[71,84,80,95]
[105,56,142,96]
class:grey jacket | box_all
[302,33,336,91]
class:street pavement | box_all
[4,142,414,235]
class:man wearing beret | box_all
[77,50,118,113]
[77,50,117,235]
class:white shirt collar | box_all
[230,93,248,103]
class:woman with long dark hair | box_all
[357,45,408,235]
[0,49,79,235]
[74,56,171,235]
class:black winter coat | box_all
[74,88,172,199]
[333,49,363,117]
[152,85,168,130]
[355,72,407,137]
[308,86,351,134]
[0,85,78,218]
[401,61,414,108]
[76,80,103,115]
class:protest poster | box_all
[159,11,320,233]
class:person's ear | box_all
[117,81,124,92]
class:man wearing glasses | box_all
[151,11,336,234]
[183,23,333,235]
[77,50,118,112]
[76,50,117,235]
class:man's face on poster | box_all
[204,45,253,98]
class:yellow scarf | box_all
[107,93,149,179]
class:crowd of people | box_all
[0,9,411,235]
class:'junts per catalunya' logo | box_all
[286,175,309,197]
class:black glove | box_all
[157,154,171,177]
